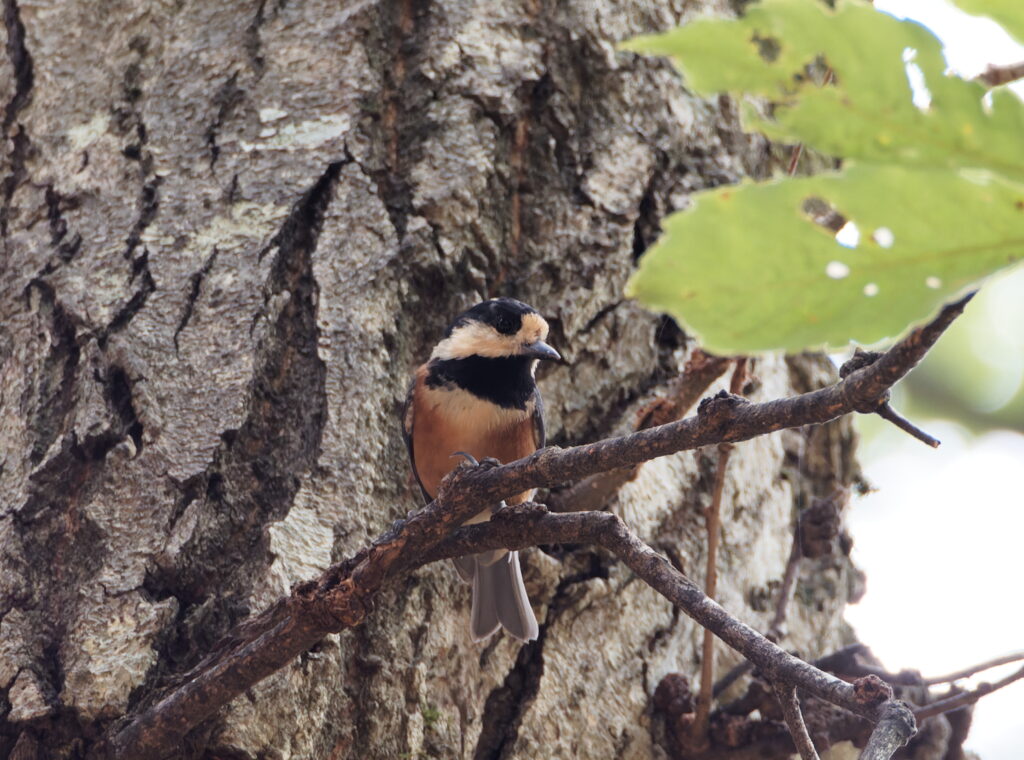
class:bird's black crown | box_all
[445,297,536,337]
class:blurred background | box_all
[844,2,1024,757]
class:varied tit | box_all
[403,298,561,641]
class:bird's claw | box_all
[492,501,548,520]
[450,451,479,467]
[450,452,502,470]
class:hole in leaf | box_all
[926,276,942,289]
[872,227,895,248]
[902,48,932,111]
[804,197,861,249]
[826,261,850,279]
[863,283,879,297]
[835,221,860,248]
[792,54,836,88]
[751,32,781,63]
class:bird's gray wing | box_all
[402,374,432,503]
[531,385,546,450]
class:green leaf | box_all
[951,0,1024,46]
[622,0,1024,182]
[625,165,1024,354]
[621,0,1024,354]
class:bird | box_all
[403,297,561,642]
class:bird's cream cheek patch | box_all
[431,323,517,359]
[518,313,548,344]
[430,313,550,360]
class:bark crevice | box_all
[1,0,34,241]
[173,247,220,353]
[139,160,341,688]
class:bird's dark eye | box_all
[493,316,514,334]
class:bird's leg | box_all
[450,452,507,514]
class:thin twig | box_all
[692,443,734,746]
[713,481,809,698]
[708,530,802,698]
[638,351,735,429]
[787,143,804,175]
[425,508,904,718]
[105,295,971,760]
[786,68,833,176]
[875,403,940,448]
[712,659,752,700]
[774,682,821,760]
[770,526,804,638]
[915,664,1024,721]
[549,351,729,513]
[860,700,917,760]
[812,644,871,675]
[924,651,1024,686]
[692,360,746,746]
[977,60,1024,87]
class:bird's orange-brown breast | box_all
[409,367,538,505]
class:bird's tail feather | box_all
[469,551,538,642]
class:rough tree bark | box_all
[1,1,866,758]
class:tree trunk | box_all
[0,1,862,758]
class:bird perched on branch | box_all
[403,297,561,641]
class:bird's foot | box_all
[450,452,502,470]
[450,451,479,467]
[493,500,549,520]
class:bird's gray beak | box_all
[522,340,561,361]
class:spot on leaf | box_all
[802,196,847,233]
[826,261,850,279]
[751,32,781,63]
[872,227,895,248]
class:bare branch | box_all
[787,143,804,175]
[915,664,1024,721]
[875,402,940,448]
[785,68,832,176]
[923,651,1024,686]
[713,491,840,699]
[773,682,821,760]
[105,294,972,760]
[710,529,801,699]
[772,535,803,633]
[811,643,870,673]
[860,700,917,760]
[425,509,900,721]
[977,60,1024,87]
[691,443,733,746]
[548,350,729,513]
[478,294,971,505]
[711,659,753,701]
[693,359,747,746]
[640,351,736,430]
